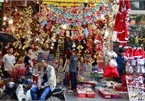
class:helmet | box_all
[6,82,15,89]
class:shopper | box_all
[116,49,124,83]
[63,54,71,89]
[24,47,33,67]
[69,50,78,92]
[24,47,33,76]
[2,47,16,78]
[30,60,56,101]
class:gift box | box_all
[98,88,112,99]
[86,81,95,88]
[77,88,86,98]
[97,73,103,78]
[86,91,96,98]
[111,94,120,98]
[90,72,98,78]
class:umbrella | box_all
[113,0,130,48]
[0,32,17,42]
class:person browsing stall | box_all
[24,47,33,68]
[69,50,78,92]
[116,49,124,83]
[30,60,56,101]
[2,47,16,78]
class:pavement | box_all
[65,92,129,101]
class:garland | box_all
[36,1,112,26]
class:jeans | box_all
[30,85,51,101]
[70,72,77,90]
[115,68,122,83]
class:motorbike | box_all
[0,77,66,101]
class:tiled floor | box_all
[66,92,129,101]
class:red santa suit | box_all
[114,0,130,48]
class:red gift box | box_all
[77,93,86,98]
[98,89,111,99]
[86,81,95,88]
[86,92,96,98]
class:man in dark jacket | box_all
[116,49,124,83]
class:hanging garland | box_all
[35,2,112,27]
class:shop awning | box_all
[0,32,17,42]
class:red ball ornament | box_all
[15,13,20,18]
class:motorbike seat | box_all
[51,86,66,95]
[37,85,66,99]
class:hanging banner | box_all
[43,0,109,7]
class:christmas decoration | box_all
[113,0,130,48]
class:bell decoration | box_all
[77,45,84,52]
[14,51,19,56]
[85,49,90,54]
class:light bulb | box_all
[36,1,39,4]
[62,24,67,29]
[101,15,105,20]
[15,8,18,11]
[3,16,7,21]
[36,38,39,41]
[8,19,13,24]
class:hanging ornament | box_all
[97,11,101,18]
[102,10,105,14]
[82,20,86,25]
[77,14,83,19]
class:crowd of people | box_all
[1,45,126,100]
[1,46,79,100]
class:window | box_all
[130,0,145,10]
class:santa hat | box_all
[134,48,142,58]
[124,47,132,59]
[138,47,144,58]
[129,48,135,59]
